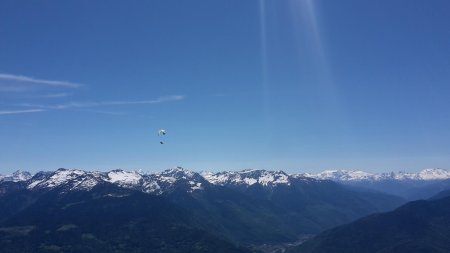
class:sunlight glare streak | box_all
[290,0,345,121]
[259,0,270,123]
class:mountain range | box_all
[3,167,449,201]
[302,168,450,200]
[0,167,407,253]
[3,168,450,184]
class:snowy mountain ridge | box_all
[201,169,292,186]
[0,167,313,194]
[22,167,205,194]
[1,168,449,194]
[302,168,450,181]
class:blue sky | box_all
[1,0,450,174]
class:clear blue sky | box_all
[1,0,450,174]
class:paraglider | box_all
[158,129,166,144]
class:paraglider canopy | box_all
[158,129,166,144]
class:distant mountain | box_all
[0,167,404,252]
[289,195,450,253]
[302,168,450,181]
[0,170,32,183]
[430,189,450,200]
[301,169,450,200]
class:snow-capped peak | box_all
[107,169,142,187]
[153,167,205,192]
[202,169,290,186]
[0,170,32,182]
[158,167,196,181]
[302,170,375,181]
[418,168,450,180]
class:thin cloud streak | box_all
[0,73,82,88]
[18,95,185,110]
[0,109,45,115]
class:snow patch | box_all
[107,170,142,186]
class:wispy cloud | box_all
[0,109,45,115]
[1,73,184,117]
[17,95,185,110]
[0,73,82,88]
